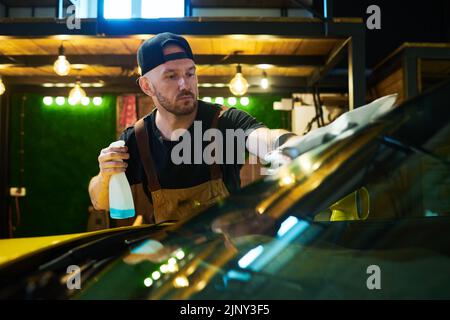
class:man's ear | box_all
[139,76,156,97]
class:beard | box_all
[155,90,198,116]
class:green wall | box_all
[8,93,286,237]
[9,94,116,237]
[224,94,291,130]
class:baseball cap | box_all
[137,32,194,76]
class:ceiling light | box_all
[68,80,86,104]
[173,276,189,288]
[92,81,105,88]
[0,77,5,96]
[0,64,15,69]
[229,64,249,96]
[257,64,274,70]
[53,43,71,76]
[260,71,269,90]
[71,64,87,70]
[202,97,212,103]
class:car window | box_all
[316,122,450,222]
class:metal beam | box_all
[198,86,345,96]
[4,74,348,87]
[57,0,64,19]
[324,0,333,19]
[0,54,326,68]
[185,0,192,17]
[195,54,325,67]
[0,90,10,238]
[0,18,364,38]
[4,75,307,86]
[403,54,418,100]
[9,83,346,96]
[404,46,450,60]
[347,31,366,109]
[403,45,450,98]
[307,38,348,87]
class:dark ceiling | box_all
[332,0,450,67]
[0,0,449,68]
[0,0,71,6]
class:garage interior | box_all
[0,0,449,238]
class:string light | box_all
[43,96,53,105]
[240,97,250,106]
[55,96,65,106]
[227,97,237,106]
[53,43,71,76]
[81,97,90,106]
[229,64,249,96]
[93,97,103,106]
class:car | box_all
[1,80,449,300]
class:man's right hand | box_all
[97,145,130,178]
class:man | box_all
[88,32,297,225]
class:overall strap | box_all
[134,118,162,192]
[209,106,226,180]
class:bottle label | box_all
[110,208,135,219]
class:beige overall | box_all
[131,108,230,224]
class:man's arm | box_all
[88,174,111,211]
[246,127,297,160]
[88,145,129,210]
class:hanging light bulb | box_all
[53,44,71,76]
[229,64,249,96]
[68,79,86,104]
[0,76,5,96]
[260,71,269,90]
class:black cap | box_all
[137,32,194,76]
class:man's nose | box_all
[178,75,192,90]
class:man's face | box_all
[141,44,199,116]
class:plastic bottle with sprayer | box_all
[108,140,135,219]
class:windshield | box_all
[69,82,450,300]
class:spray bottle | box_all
[108,140,135,219]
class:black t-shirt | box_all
[119,100,265,201]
